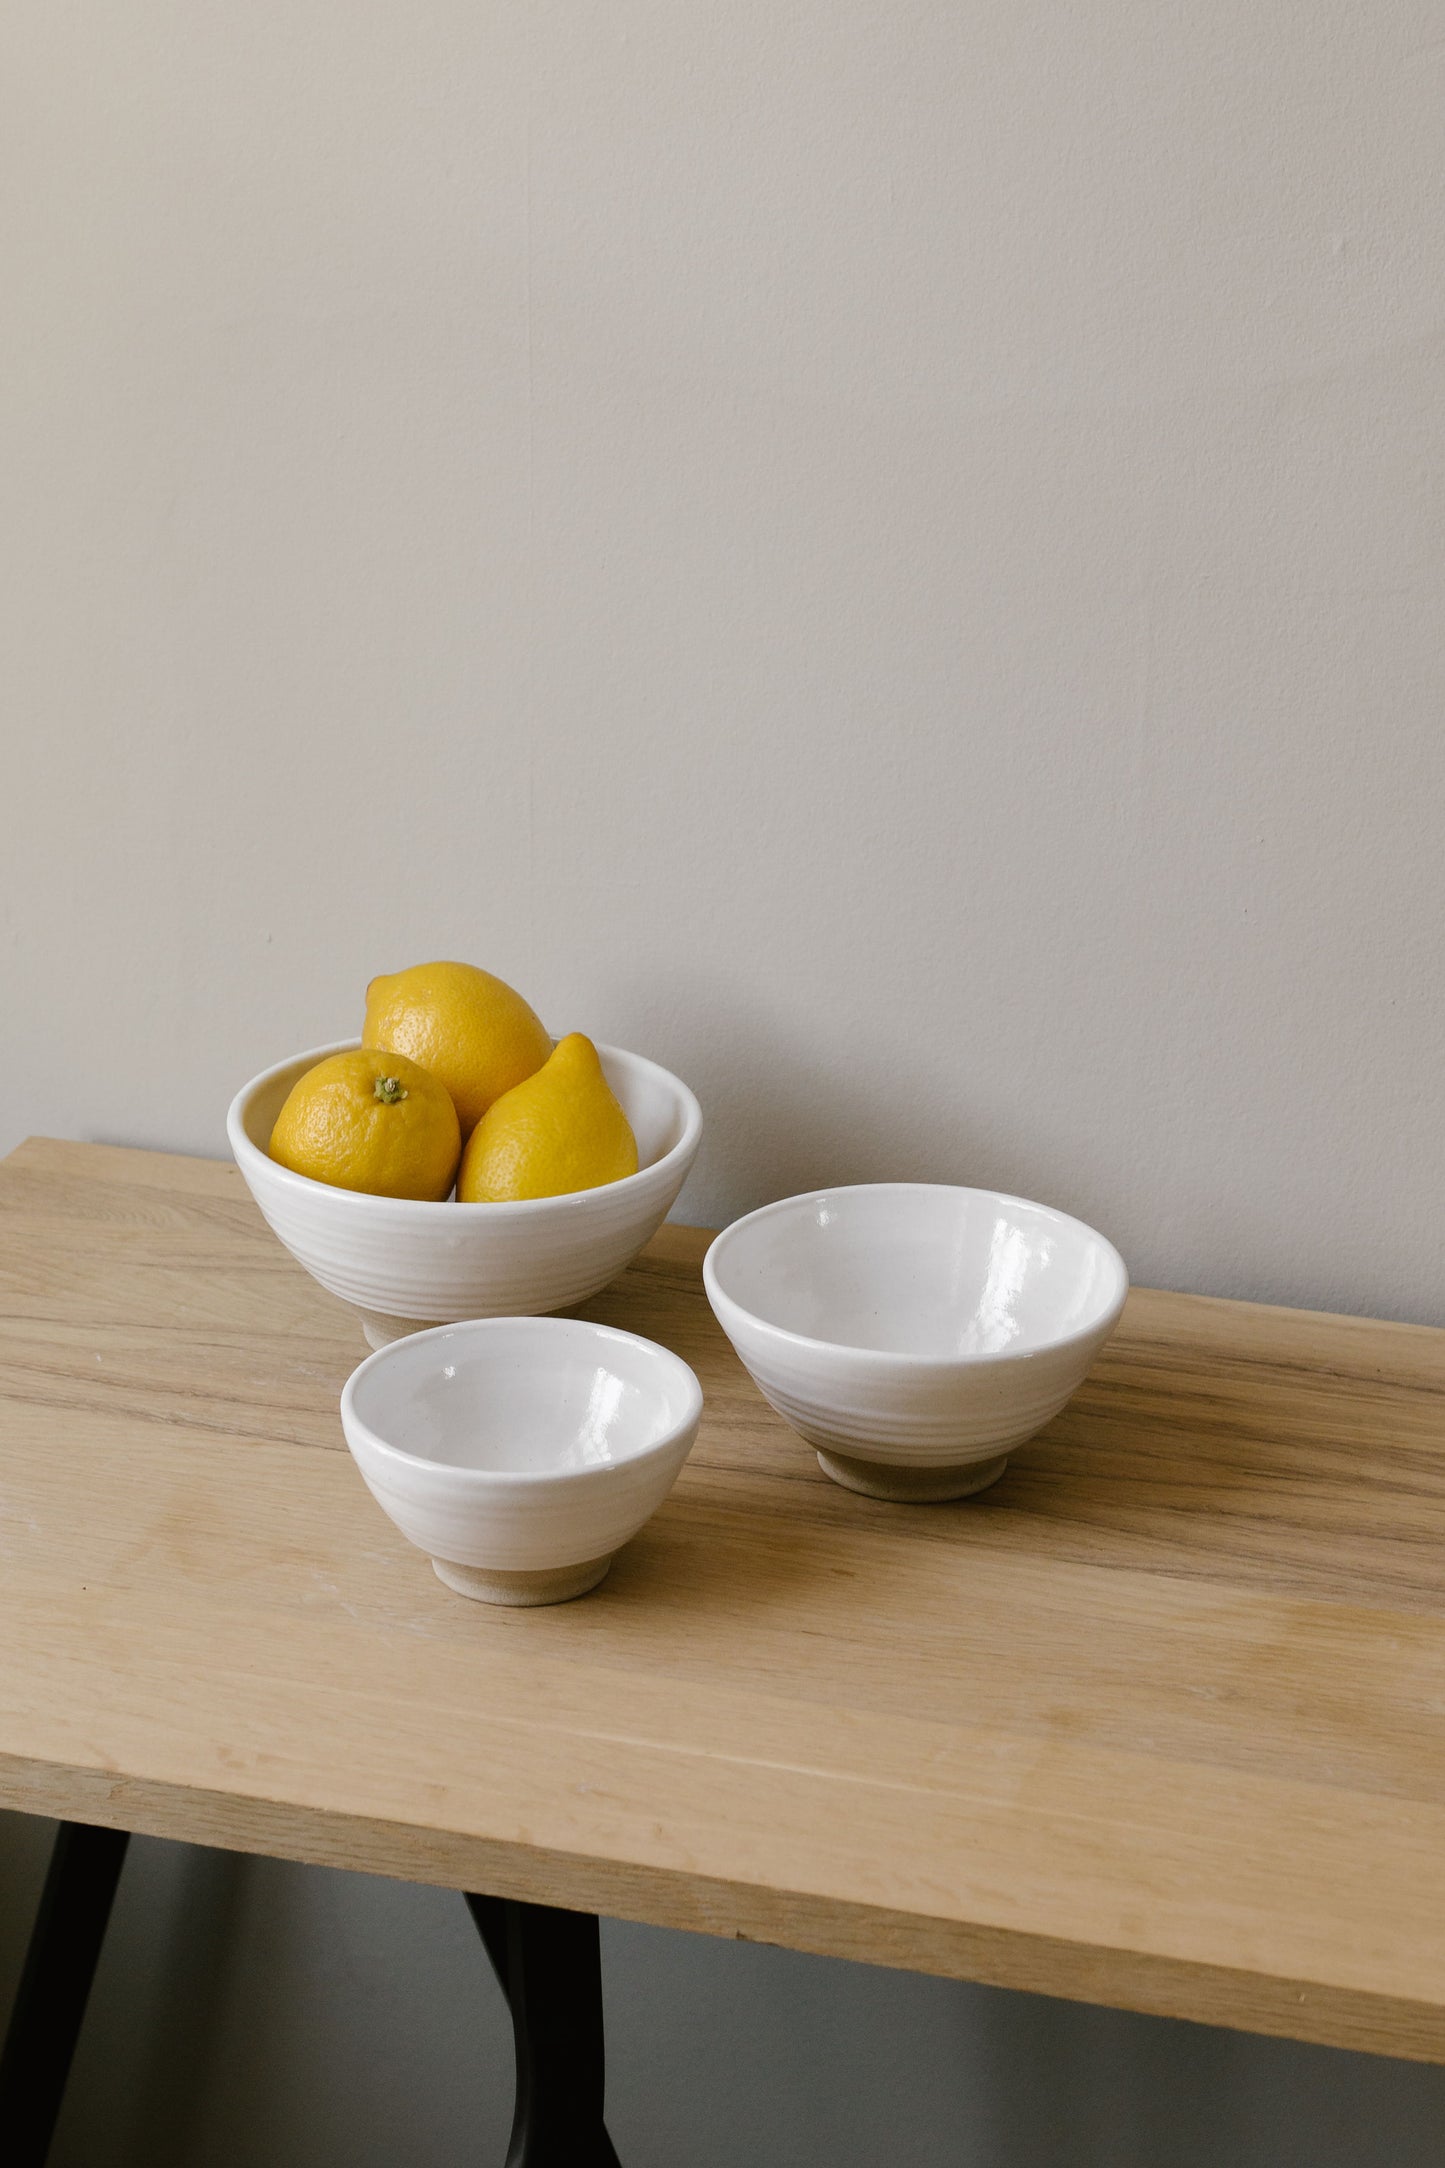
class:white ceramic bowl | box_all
[339,1317,702,1604]
[228,1038,702,1347]
[704,1184,1128,1502]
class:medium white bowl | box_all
[704,1183,1128,1502]
[228,1039,702,1347]
[339,1317,702,1604]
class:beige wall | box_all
[4,1,1444,1323]
[4,6,1445,2164]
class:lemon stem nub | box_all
[373,1076,408,1105]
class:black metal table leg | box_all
[467,1894,622,2168]
[467,1893,512,2004]
[0,1819,130,2167]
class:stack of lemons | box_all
[268,963,638,1204]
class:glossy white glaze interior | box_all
[347,1317,700,1475]
[706,1184,1127,1360]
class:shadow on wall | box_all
[9,1822,1445,2168]
[606,1918,1445,2168]
[35,1834,513,2168]
[54,1837,248,2165]
[0,1813,56,2009]
[0,1821,248,2166]
[609,967,1121,1232]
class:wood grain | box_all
[2,1135,1445,2060]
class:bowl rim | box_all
[340,1315,704,1483]
[227,1036,702,1217]
[703,1181,1129,1370]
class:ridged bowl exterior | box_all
[228,1039,702,1324]
[346,1427,698,1571]
[704,1185,1127,1473]
[712,1318,1117,1467]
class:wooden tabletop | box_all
[2,1138,1445,2062]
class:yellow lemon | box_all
[457,1033,638,1202]
[269,1049,460,1200]
[364,962,551,1136]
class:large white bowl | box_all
[340,1317,703,1603]
[229,1038,702,1347]
[704,1183,1128,1502]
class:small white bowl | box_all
[228,1039,702,1347]
[339,1317,703,1604]
[704,1183,1127,1502]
